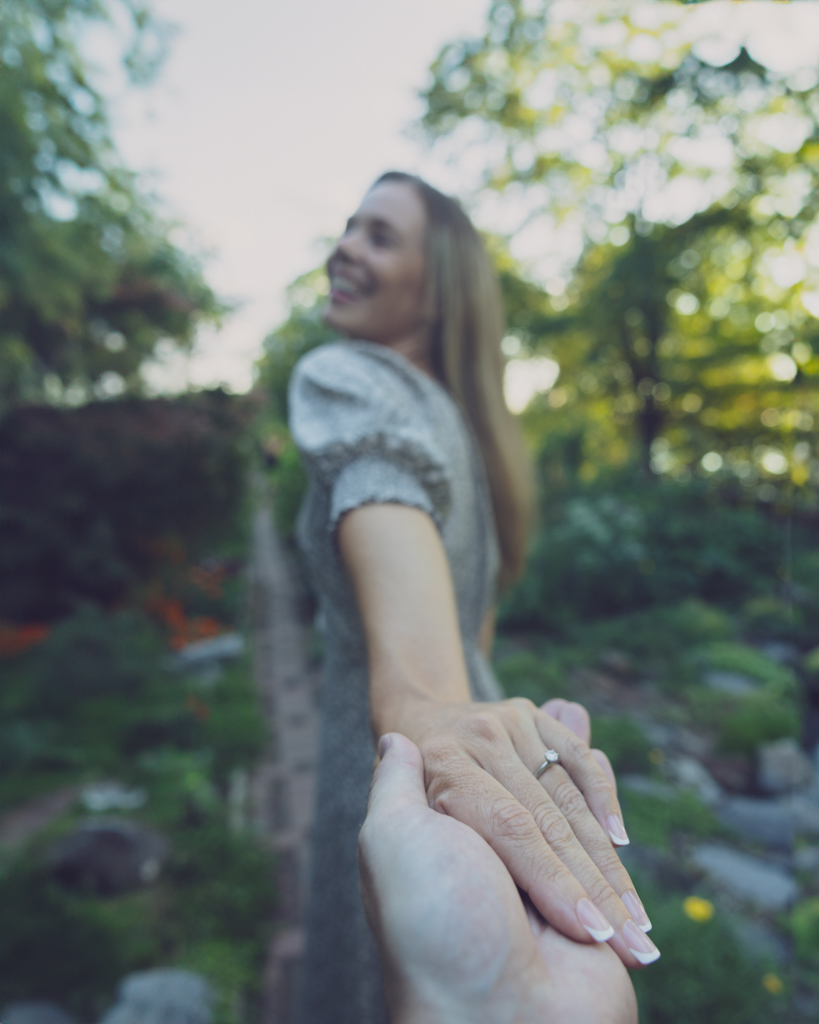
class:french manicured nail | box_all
[623,919,661,964]
[378,734,392,757]
[576,898,615,942]
[607,813,630,846]
[622,890,652,932]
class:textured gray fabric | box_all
[289,340,503,1024]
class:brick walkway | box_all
[250,497,319,1024]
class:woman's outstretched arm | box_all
[339,502,659,970]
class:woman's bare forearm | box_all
[338,503,473,738]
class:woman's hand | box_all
[340,503,659,969]
[359,731,639,1024]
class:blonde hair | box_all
[374,172,535,588]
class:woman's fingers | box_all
[592,748,617,791]
[541,699,591,746]
[426,749,659,968]
[534,709,629,848]
[424,750,616,947]
[487,747,657,968]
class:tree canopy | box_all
[0,0,222,408]
[418,0,818,506]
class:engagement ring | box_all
[535,749,559,779]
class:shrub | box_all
[718,693,801,754]
[619,788,723,850]
[591,716,652,773]
[631,876,779,1024]
[699,642,797,692]
[790,897,819,965]
[502,478,783,630]
[0,392,250,622]
[494,649,570,703]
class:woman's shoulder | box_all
[291,340,432,405]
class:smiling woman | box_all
[288,173,657,1024]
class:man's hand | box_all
[358,731,639,1024]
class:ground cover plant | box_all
[0,394,273,1024]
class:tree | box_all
[421,0,819,503]
[0,0,222,408]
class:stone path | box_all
[249,496,319,1024]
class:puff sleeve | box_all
[288,343,452,533]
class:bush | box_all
[494,649,570,703]
[631,877,779,1024]
[699,642,797,692]
[619,788,723,850]
[502,478,784,631]
[717,693,801,754]
[0,392,250,622]
[791,898,819,965]
[591,716,652,773]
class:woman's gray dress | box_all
[288,339,503,1024]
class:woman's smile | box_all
[323,180,429,364]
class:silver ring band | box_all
[535,749,559,779]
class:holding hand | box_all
[359,731,639,1024]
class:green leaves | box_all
[0,0,222,407]
[421,1,819,498]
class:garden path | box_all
[249,494,320,1024]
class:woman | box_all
[288,173,658,1024]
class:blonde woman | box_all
[288,173,658,1024]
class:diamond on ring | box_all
[535,749,559,779]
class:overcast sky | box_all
[93,0,819,395]
[91,0,490,393]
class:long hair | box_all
[374,172,535,589]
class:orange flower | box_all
[185,694,211,722]
[0,623,50,658]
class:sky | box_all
[90,0,819,397]
[90,0,491,393]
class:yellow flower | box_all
[683,895,715,922]
[762,973,784,995]
[648,747,665,765]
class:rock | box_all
[676,728,712,760]
[82,782,147,813]
[717,797,794,851]
[758,738,814,794]
[1,1003,77,1024]
[703,670,759,696]
[99,969,213,1024]
[794,846,819,872]
[667,755,722,806]
[50,818,168,896]
[701,753,754,794]
[692,843,799,910]
[171,633,244,669]
[732,918,790,964]
[758,641,798,665]
[598,648,633,678]
[783,792,819,838]
[620,775,677,800]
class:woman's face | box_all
[324,181,429,348]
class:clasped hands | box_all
[359,698,655,1023]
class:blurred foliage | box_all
[0,391,252,622]
[591,715,652,773]
[0,607,265,805]
[421,1,819,501]
[0,607,270,1019]
[494,647,571,703]
[500,475,792,630]
[629,872,779,1024]
[619,788,724,851]
[0,0,223,407]
[791,897,819,966]
[700,640,797,691]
